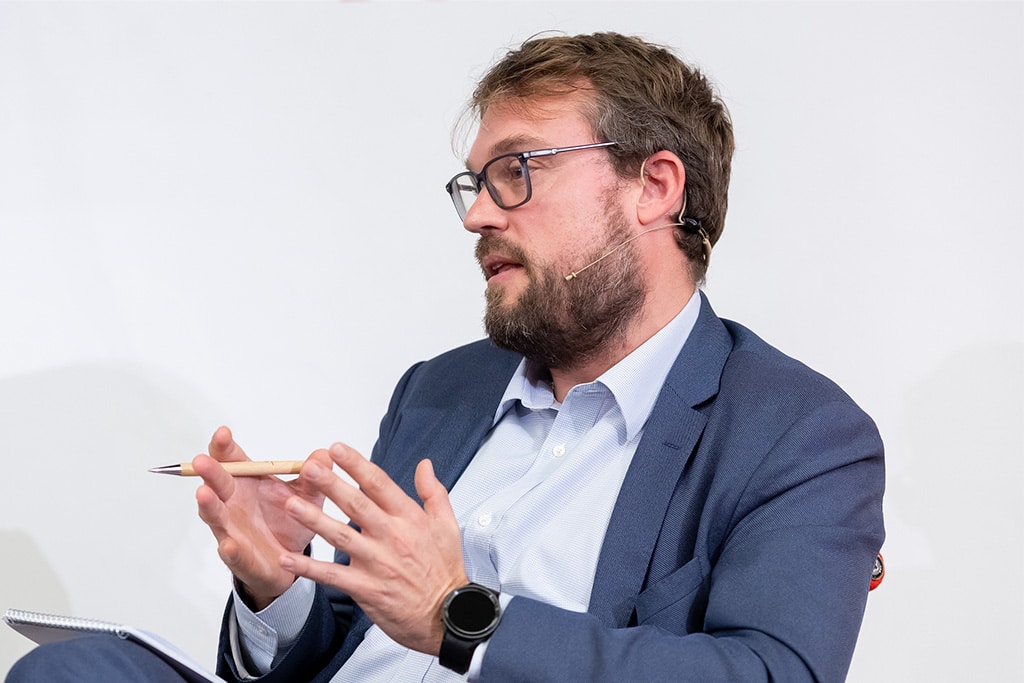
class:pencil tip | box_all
[148,464,182,475]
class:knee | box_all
[7,635,183,682]
[7,638,89,681]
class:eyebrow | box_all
[464,134,547,171]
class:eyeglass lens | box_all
[448,154,530,220]
[446,142,617,220]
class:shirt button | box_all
[552,444,566,458]
[478,512,492,527]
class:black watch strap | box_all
[439,583,501,674]
[439,628,479,675]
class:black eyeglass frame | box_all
[444,141,618,220]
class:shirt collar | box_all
[492,289,702,440]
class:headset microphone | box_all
[563,217,712,282]
[564,223,678,281]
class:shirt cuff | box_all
[230,577,317,675]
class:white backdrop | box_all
[1,2,1021,680]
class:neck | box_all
[547,283,696,402]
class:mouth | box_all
[481,254,525,282]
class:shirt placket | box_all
[463,386,606,589]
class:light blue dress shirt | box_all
[230,291,702,681]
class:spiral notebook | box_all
[3,608,225,682]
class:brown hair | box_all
[469,32,735,281]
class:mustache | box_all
[474,235,531,271]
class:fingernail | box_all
[279,554,295,570]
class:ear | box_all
[636,151,686,226]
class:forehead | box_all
[467,93,596,167]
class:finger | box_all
[196,426,249,503]
[191,453,237,502]
[195,483,231,541]
[208,425,250,463]
[195,486,254,574]
[329,443,418,517]
[283,490,369,558]
[414,459,457,527]
[279,551,360,595]
[293,449,336,499]
[311,455,391,532]
[414,460,466,577]
[299,460,384,531]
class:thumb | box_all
[415,459,456,525]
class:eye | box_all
[488,156,527,185]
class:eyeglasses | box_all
[444,141,617,220]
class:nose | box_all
[462,188,508,235]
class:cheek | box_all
[525,237,579,274]
[512,190,616,269]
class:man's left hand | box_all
[278,443,467,656]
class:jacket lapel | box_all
[588,292,733,626]
[384,345,522,499]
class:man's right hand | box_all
[193,425,332,611]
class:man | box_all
[9,32,884,682]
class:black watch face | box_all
[447,587,499,638]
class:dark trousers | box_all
[7,635,192,682]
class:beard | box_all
[476,204,647,371]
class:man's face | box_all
[463,94,647,370]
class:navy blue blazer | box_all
[218,293,885,682]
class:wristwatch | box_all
[439,583,502,674]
